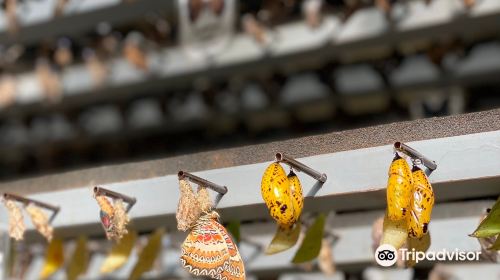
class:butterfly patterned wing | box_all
[181,214,229,278]
[95,195,115,239]
[99,209,115,240]
[209,217,246,280]
[181,212,245,280]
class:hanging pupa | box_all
[196,185,212,213]
[176,178,202,231]
[94,194,116,240]
[261,162,297,227]
[25,203,54,241]
[66,236,89,280]
[40,238,64,280]
[100,231,138,274]
[407,165,435,239]
[3,199,25,241]
[129,228,165,280]
[386,153,413,221]
[288,170,304,221]
[111,198,130,241]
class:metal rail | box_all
[3,192,60,223]
[276,152,327,183]
[178,171,228,195]
[394,141,437,171]
[93,186,137,213]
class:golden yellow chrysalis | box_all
[386,154,413,221]
[408,166,434,238]
[261,163,296,227]
[288,170,304,222]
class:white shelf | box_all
[2,129,499,234]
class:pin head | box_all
[275,153,283,162]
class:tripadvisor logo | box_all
[375,244,481,267]
[375,244,398,267]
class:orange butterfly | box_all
[180,211,245,280]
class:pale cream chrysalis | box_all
[4,199,25,241]
[25,203,54,241]
[176,179,202,231]
[111,198,130,241]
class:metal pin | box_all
[93,186,137,213]
[275,153,327,183]
[3,193,60,223]
[394,142,437,171]
[178,171,228,195]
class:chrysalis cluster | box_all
[3,198,56,241]
[261,162,304,228]
[385,153,435,242]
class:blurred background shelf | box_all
[3,0,500,113]
[0,0,499,180]
[0,0,176,44]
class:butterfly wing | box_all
[95,195,115,238]
[210,218,246,280]
[181,217,228,278]
[181,213,245,280]
[100,210,113,233]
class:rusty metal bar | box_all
[94,186,137,213]
[178,171,228,195]
[276,152,327,183]
[3,192,60,223]
[394,142,437,171]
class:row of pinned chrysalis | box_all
[261,162,304,228]
[386,153,434,238]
